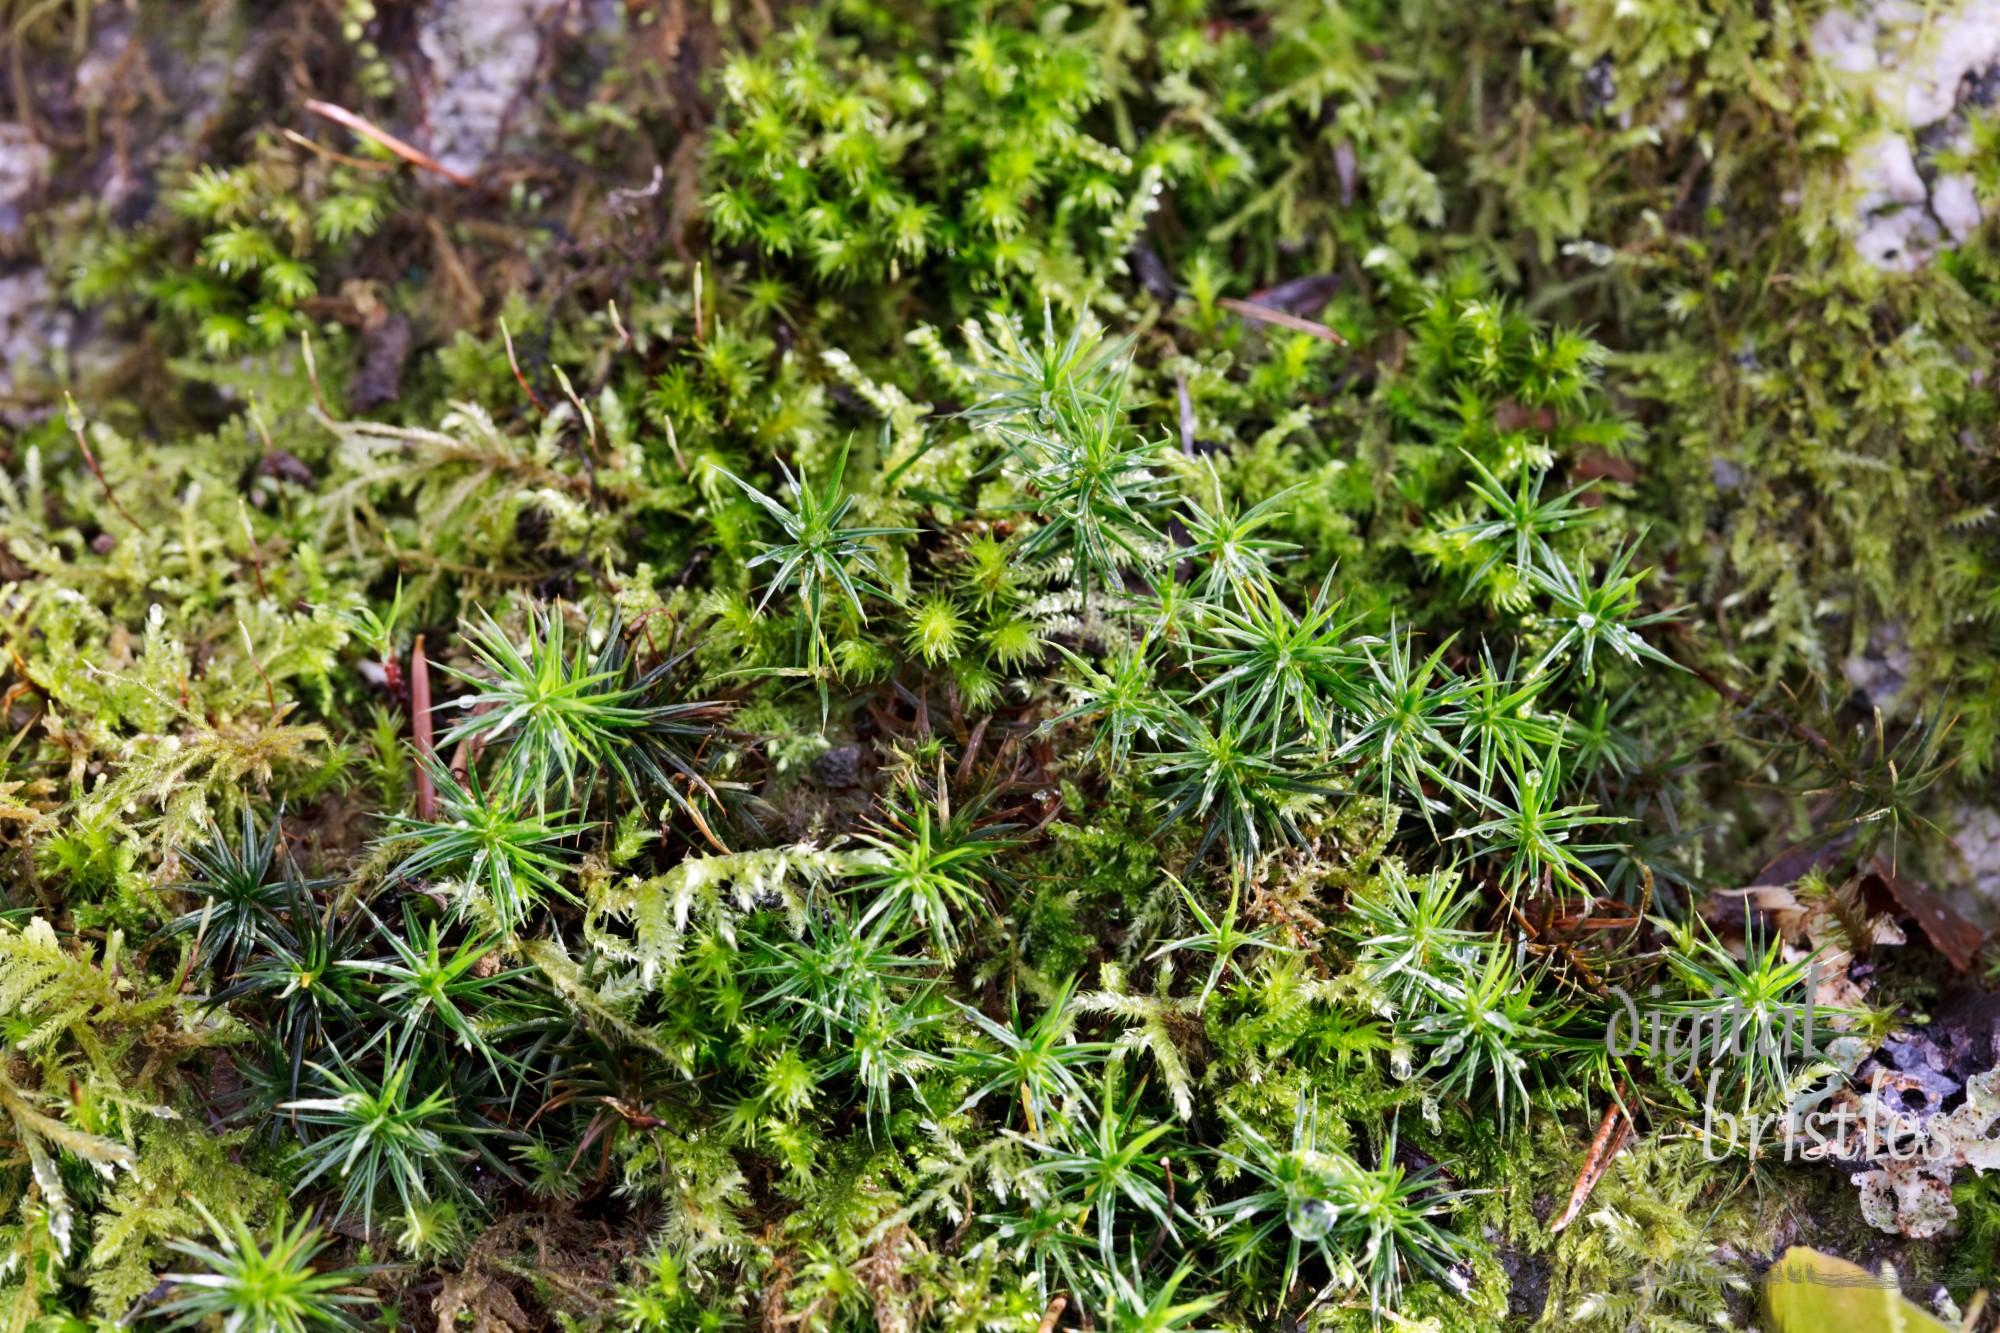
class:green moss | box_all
[2,0,1998,1326]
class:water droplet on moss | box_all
[1287,1197,1338,1242]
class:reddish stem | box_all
[65,402,143,533]
[411,634,436,820]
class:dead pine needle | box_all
[411,633,437,822]
[1550,1086,1633,1234]
[1218,296,1348,345]
[303,98,475,188]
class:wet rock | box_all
[1495,1245,1551,1321]
[256,450,318,490]
[1247,273,1342,317]
[809,744,866,789]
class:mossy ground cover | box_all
[0,0,1999,1328]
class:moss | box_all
[0,0,1996,1327]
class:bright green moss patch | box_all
[0,0,1998,1328]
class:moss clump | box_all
[0,0,1996,1328]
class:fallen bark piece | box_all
[1868,865,1985,972]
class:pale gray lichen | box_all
[1813,0,2000,268]
[417,0,564,180]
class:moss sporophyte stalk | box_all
[7,0,2000,1328]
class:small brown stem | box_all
[554,365,599,458]
[1035,1296,1068,1333]
[239,623,279,716]
[944,1183,974,1254]
[1218,296,1348,345]
[501,318,547,412]
[411,634,436,821]
[300,332,340,424]
[63,395,142,532]
[663,415,688,473]
[279,127,395,172]
[1671,627,1839,762]
[955,714,991,787]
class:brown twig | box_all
[411,634,436,821]
[1549,1084,1633,1234]
[62,395,143,532]
[1218,296,1348,345]
[1671,626,1839,763]
[303,99,475,187]
[1035,1295,1068,1333]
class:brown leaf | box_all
[1572,451,1637,485]
[1867,866,1985,972]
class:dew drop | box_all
[1287,1197,1338,1243]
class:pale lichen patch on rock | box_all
[1813,0,2000,267]
[416,0,567,181]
